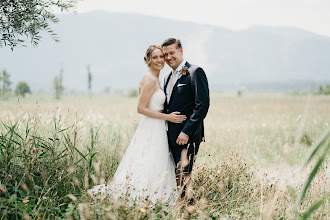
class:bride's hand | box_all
[168,112,187,123]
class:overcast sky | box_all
[73,0,330,37]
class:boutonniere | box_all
[178,65,189,79]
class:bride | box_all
[88,45,186,204]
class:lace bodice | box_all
[148,89,165,111]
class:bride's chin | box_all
[152,66,164,71]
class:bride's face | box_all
[149,48,165,71]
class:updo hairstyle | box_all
[144,45,162,66]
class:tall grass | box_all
[0,94,329,219]
[0,118,98,218]
[295,128,330,219]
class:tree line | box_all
[0,67,92,100]
[316,84,330,95]
[0,69,30,98]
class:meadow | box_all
[0,93,329,219]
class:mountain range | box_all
[1,11,330,93]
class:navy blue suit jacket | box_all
[164,61,210,146]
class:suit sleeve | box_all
[181,67,210,138]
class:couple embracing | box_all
[88,38,210,205]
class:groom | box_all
[162,38,210,198]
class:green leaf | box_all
[65,203,76,216]
[8,194,17,203]
[303,128,330,167]
[74,147,88,163]
[295,143,330,209]
[300,194,329,220]
[59,126,73,133]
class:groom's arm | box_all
[181,67,210,138]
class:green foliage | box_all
[87,65,92,94]
[127,88,138,97]
[0,69,11,99]
[53,68,64,99]
[14,81,31,97]
[300,194,329,220]
[0,96,328,219]
[0,0,76,50]
[0,119,99,219]
[295,128,330,217]
[316,84,330,95]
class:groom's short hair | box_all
[161,38,182,50]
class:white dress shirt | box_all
[165,60,190,138]
[166,60,187,96]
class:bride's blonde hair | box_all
[144,45,162,66]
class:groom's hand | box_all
[176,132,189,145]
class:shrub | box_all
[14,81,31,97]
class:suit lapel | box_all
[164,72,172,93]
[164,72,172,103]
[185,61,191,69]
[168,61,191,105]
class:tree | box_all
[127,88,138,97]
[53,68,64,100]
[59,67,64,97]
[317,85,323,94]
[0,69,11,98]
[15,81,31,97]
[87,65,92,95]
[0,0,76,50]
[317,84,330,95]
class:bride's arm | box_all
[137,76,186,123]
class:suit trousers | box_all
[167,128,202,176]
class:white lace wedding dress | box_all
[88,89,177,204]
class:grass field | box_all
[0,93,329,219]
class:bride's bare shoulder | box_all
[140,73,157,87]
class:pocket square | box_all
[177,83,186,87]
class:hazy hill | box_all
[1,11,330,92]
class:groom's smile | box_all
[162,44,184,70]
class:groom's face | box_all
[162,44,184,70]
